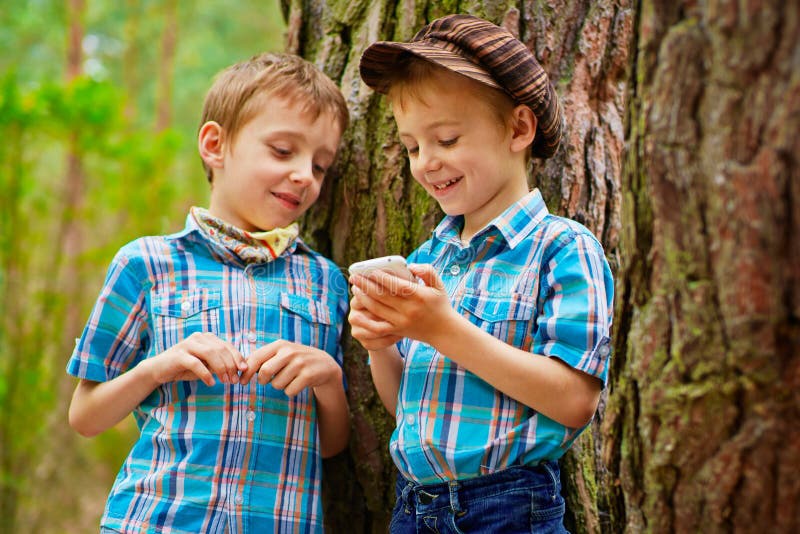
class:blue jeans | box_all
[390,462,568,534]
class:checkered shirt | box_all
[391,189,614,484]
[67,214,348,533]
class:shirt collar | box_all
[432,189,549,249]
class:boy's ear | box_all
[508,105,537,154]
[198,121,226,169]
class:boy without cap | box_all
[349,14,614,533]
[67,52,350,533]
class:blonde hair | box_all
[199,52,349,182]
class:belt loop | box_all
[401,481,414,513]
[448,480,465,515]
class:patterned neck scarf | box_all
[191,207,300,264]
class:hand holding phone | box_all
[348,255,415,281]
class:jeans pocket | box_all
[530,463,566,524]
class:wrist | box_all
[133,357,162,389]
[425,307,467,350]
[368,345,397,358]
[313,368,344,398]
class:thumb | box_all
[408,264,443,290]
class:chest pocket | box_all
[279,292,335,354]
[459,292,535,350]
[151,288,222,353]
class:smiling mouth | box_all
[273,192,301,207]
[433,177,462,190]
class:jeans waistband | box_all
[397,461,561,514]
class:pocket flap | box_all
[280,292,332,325]
[460,292,534,322]
[152,288,221,318]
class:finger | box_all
[356,289,404,325]
[257,349,291,386]
[364,270,420,297]
[265,362,295,390]
[408,264,443,290]
[185,333,237,383]
[349,309,396,336]
[239,342,279,384]
[210,335,248,381]
[221,337,249,372]
[179,351,216,387]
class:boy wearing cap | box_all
[67,53,350,533]
[349,14,613,533]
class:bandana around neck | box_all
[190,207,300,264]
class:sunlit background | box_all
[0,2,286,531]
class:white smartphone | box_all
[348,255,414,281]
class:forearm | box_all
[68,359,160,437]
[367,345,403,415]
[430,311,602,428]
[314,374,350,458]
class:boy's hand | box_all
[349,264,456,346]
[238,340,342,397]
[145,332,248,387]
[348,291,403,350]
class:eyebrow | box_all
[266,130,337,158]
[398,119,461,137]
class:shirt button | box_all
[247,332,257,343]
[405,414,416,425]
[246,410,256,422]
[235,495,244,505]
[449,264,461,276]
[180,300,191,312]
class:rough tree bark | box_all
[604,1,799,532]
[288,1,630,532]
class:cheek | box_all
[305,182,323,204]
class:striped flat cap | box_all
[360,13,563,158]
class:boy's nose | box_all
[289,161,314,185]
[419,148,442,174]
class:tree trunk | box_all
[604,1,800,532]
[290,1,629,531]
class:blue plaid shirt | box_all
[391,189,614,484]
[67,214,348,533]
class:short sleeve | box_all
[534,232,614,384]
[66,247,149,383]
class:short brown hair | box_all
[199,52,349,181]
[386,54,515,129]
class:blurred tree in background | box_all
[0,1,285,531]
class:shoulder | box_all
[114,232,184,265]
[110,231,198,282]
[537,214,605,257]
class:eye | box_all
[404,144,419,156]
[270,145,292,157]
[439,137,459,147]
[312,163,327,178]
